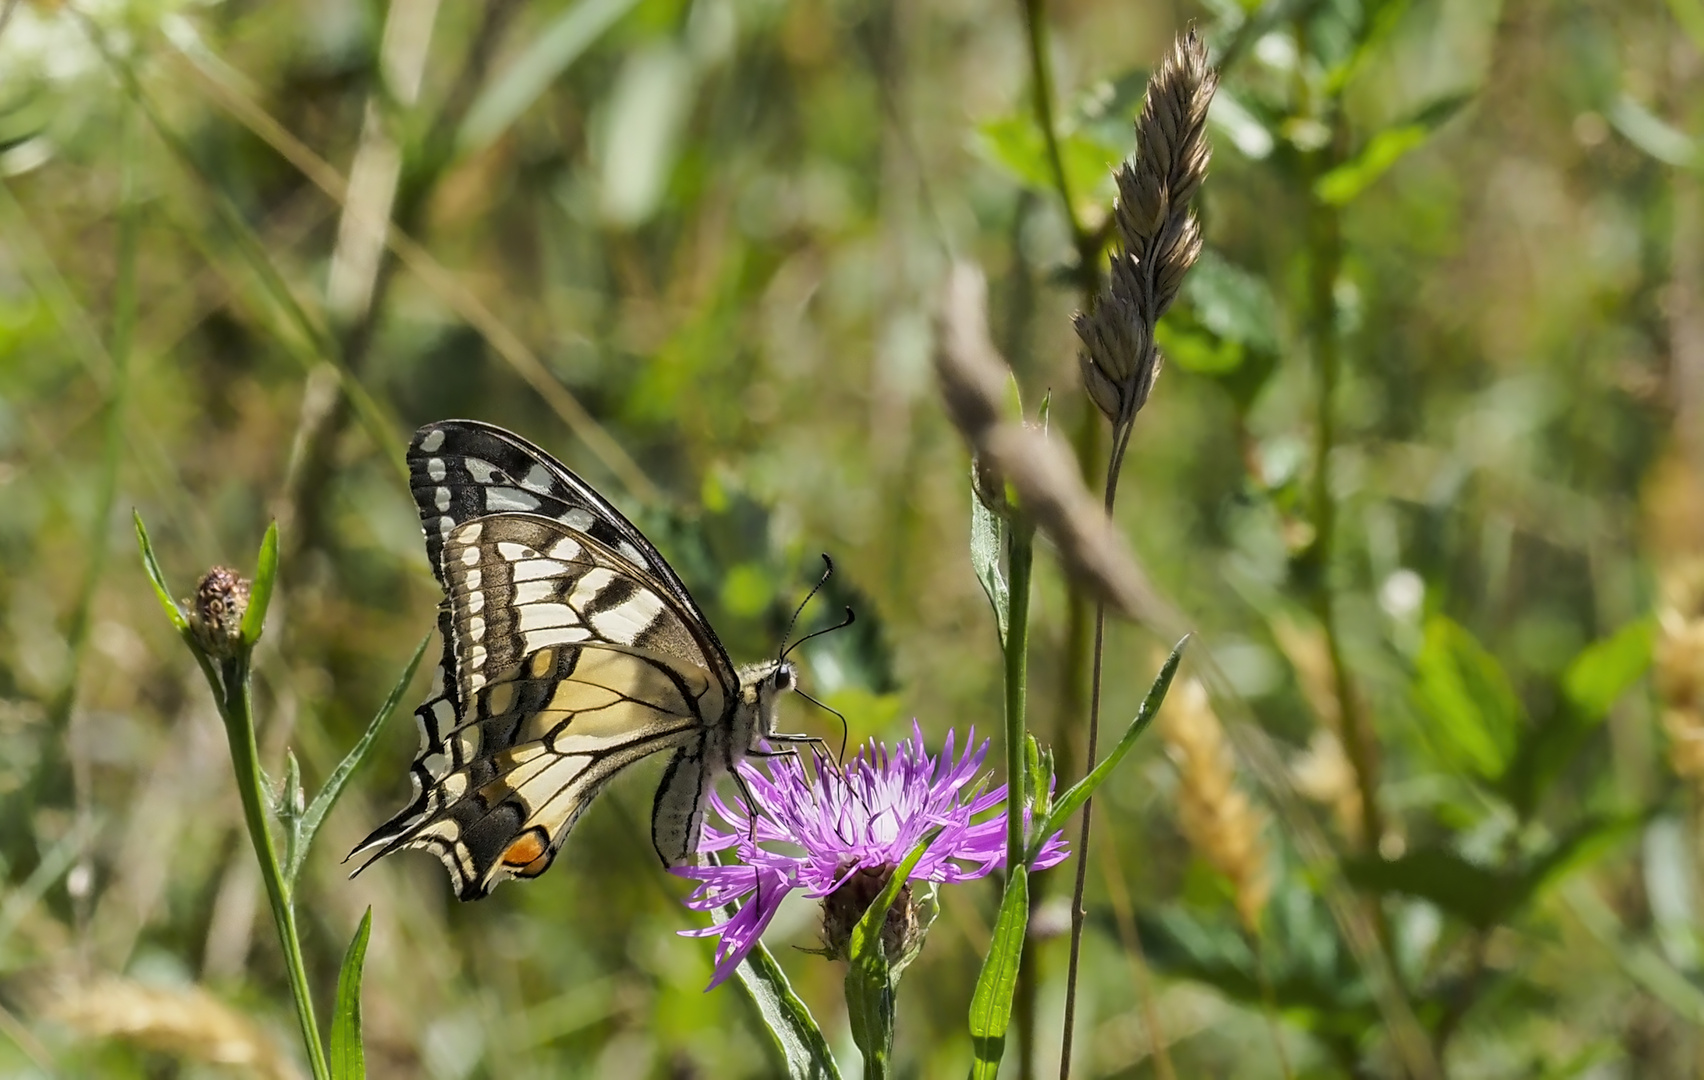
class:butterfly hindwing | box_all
[352,511,736,898]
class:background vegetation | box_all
[2,0,1703,1075]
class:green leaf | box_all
[329,908,372,1080]
[1183,251,1280,355]
[1499,621,1652,816]
[240,521,279,646]
[133,511,188,632]
[972,114,1120,212]
[1343,846,1507,930]
[734,942,842,1080]
[288,632,431,887]
[1562,619,1655,720]
[1024,734,1053,821]
[457,0,643,156]
[1314,94,1473,205]
[1345,816,1641,930]
[1042,637,1186,839]
[969,476,1009,649]
[967,867,1028,1079]
[1609,95,1701,170]
[845,838,929,1079]
[1411,616,1523,783]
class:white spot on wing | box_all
[487,488,542,512]
[432,699,456,740]
[511,556,574,583]
[546,536,582,561]
[590,590,665,643]
[518,603,579,633]
[522,626,593,650]
[513,579,560,606]
[568,568,618,607]
[564,508,596,531]
[460,522,483,542]
[419,428,445,452]
[522,464,554,493]
[435,487,450,511]
[468,615,485,642]
[467,458,499,484]
[423,751,448,779]
[428,457,447,481]
[460,546,481,567]
[616,541,647,568]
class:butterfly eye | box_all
[773,667,796,693]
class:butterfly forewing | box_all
[409,420,706,620]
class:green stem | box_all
[1006,529,1035,879]
[212,655,331,1080]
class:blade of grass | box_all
[134,511,188,632]
[1041,638,1187,842]
[329,909,373,1080]
[734,942,843,1080]
[968,867,1029,1080]
[289,632,431,885]
[240,521,279,645]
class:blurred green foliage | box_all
[3,0,1704,1075]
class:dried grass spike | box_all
[45,975,299,1080]
[1160,678,1270,933]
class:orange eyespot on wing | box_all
[502,828,550,872]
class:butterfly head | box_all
[736,658,799,714]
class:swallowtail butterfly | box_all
[349,420,826,899]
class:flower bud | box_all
[185,566,250,660]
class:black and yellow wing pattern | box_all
[350,421,743,899]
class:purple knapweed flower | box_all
[673,722,1070,989]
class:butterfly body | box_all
[350,421,806,899]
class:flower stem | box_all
[209,654,331,1080]
[1005,529,1035,878]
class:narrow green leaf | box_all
[1562,619,1655,720]
[1042,638,1187,838]
[241,521,279,646]
[134,511,188,632]
[967,867,1029,1079]
[1314,93,1472,205]
[1609,95,1702,170]
[846,838,930,1079]
[734,942,842,1080]
[969,477,1009,648]
[457,0,643,156]
[1411,616,1523,782]
[329,908,372,1080]
[289,632,431,886]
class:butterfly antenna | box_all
[795,688,849,765]
[778,554,836,664]
[780,606,856,663]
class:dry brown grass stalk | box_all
[934,263,1184,631]
[44,975,301,1080]
[1160,678,1271,933]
